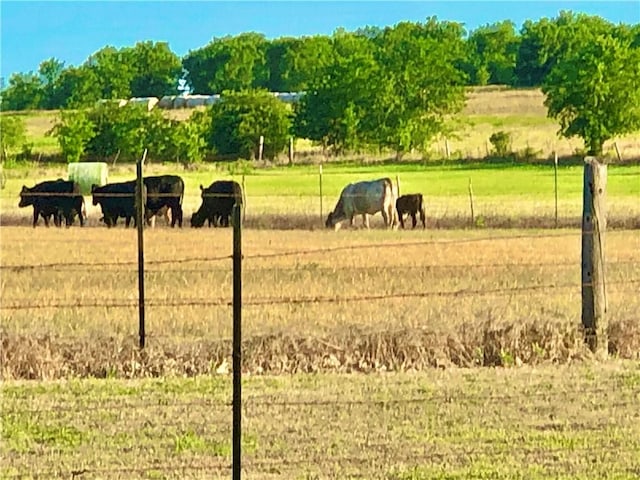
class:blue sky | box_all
[1,1,639,80]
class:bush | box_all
[489,130,512,157]
[0,116,27,155]
[49,110,95,163]
[206,89,292,161]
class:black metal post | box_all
[136,149,147,349]
[232,203,242,480]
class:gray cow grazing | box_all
[326,178,398,231]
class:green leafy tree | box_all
[85,102,150,160]
[0,115,27,155]
[515,12,614,87]
[293,30,378,154]
[265,37,298,92]
[183,33,269,94]
[206,89,292,160]
[39,58,66,109]
[465,21,519,85]
[49,110,96,162]
[0,73,44,110]
[54,66,102,108]
[367,18,467,155]
[281,35,333,92]
[127,41,182,97]
[86,46,134,100]
[171,110,209,164]
[542,34,640,156]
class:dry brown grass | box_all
[2,227,638,379]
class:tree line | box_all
[1,12,639,160]
[2,12,638,109]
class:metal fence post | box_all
[136,149,147,349]
[232,204,243,480]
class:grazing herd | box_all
[18,175,427,230]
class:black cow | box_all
[92,181,146,228]
[396,194,426,229]
[143,175,184,228]
[191,180,243,228]
[19,179,85,228]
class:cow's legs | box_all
[33,208,41,227]
[420,208,426,229]
[411,213,417,229]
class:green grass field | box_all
[2,161,639,230]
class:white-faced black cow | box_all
[19,179,85,228]
[191,180,243,228]
[143,175,184,228]
[396,194,426,229]
[326,178,398,231]
[91,181,146,228]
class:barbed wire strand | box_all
[0,231,583,271]
[2,278,639,311]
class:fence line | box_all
[3,259,640,274]
[2,278,638,312]
[3,279,639,311]
[0,231,582,271]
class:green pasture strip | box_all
[2,362,640,479]
[1,163,637,219]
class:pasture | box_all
[2,162,640,229]
[1,99,639,478]
[1,223,640,478]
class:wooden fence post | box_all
[136,149,147,349]
[554,151,559,228]
[289,137,294,165]
[581,157,607,355]
[614,142,622,163]
[445,139,451,159]
[319,164,324,226]
[241,175,246,223]
[468,177,475,226]
[258,135,264,162]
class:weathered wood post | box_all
[319,164,324,226]
[258,135,264,162]
[136,149,147,349]
[581,157,607,355]
[468,177,475,226]
[241,174,246,223]
[554,151,559,228]
[232,203,243,480]
[445,139,451,159]
[288,137,294,165]
[613,142,622,163]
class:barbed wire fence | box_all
[2,161,639,478]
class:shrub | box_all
[206,89,292,161]
[489,130,512,157]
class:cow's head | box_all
[325,212,342,231]
[18,186,32,207]
[91,184,100,206]
[190,210,206,228]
